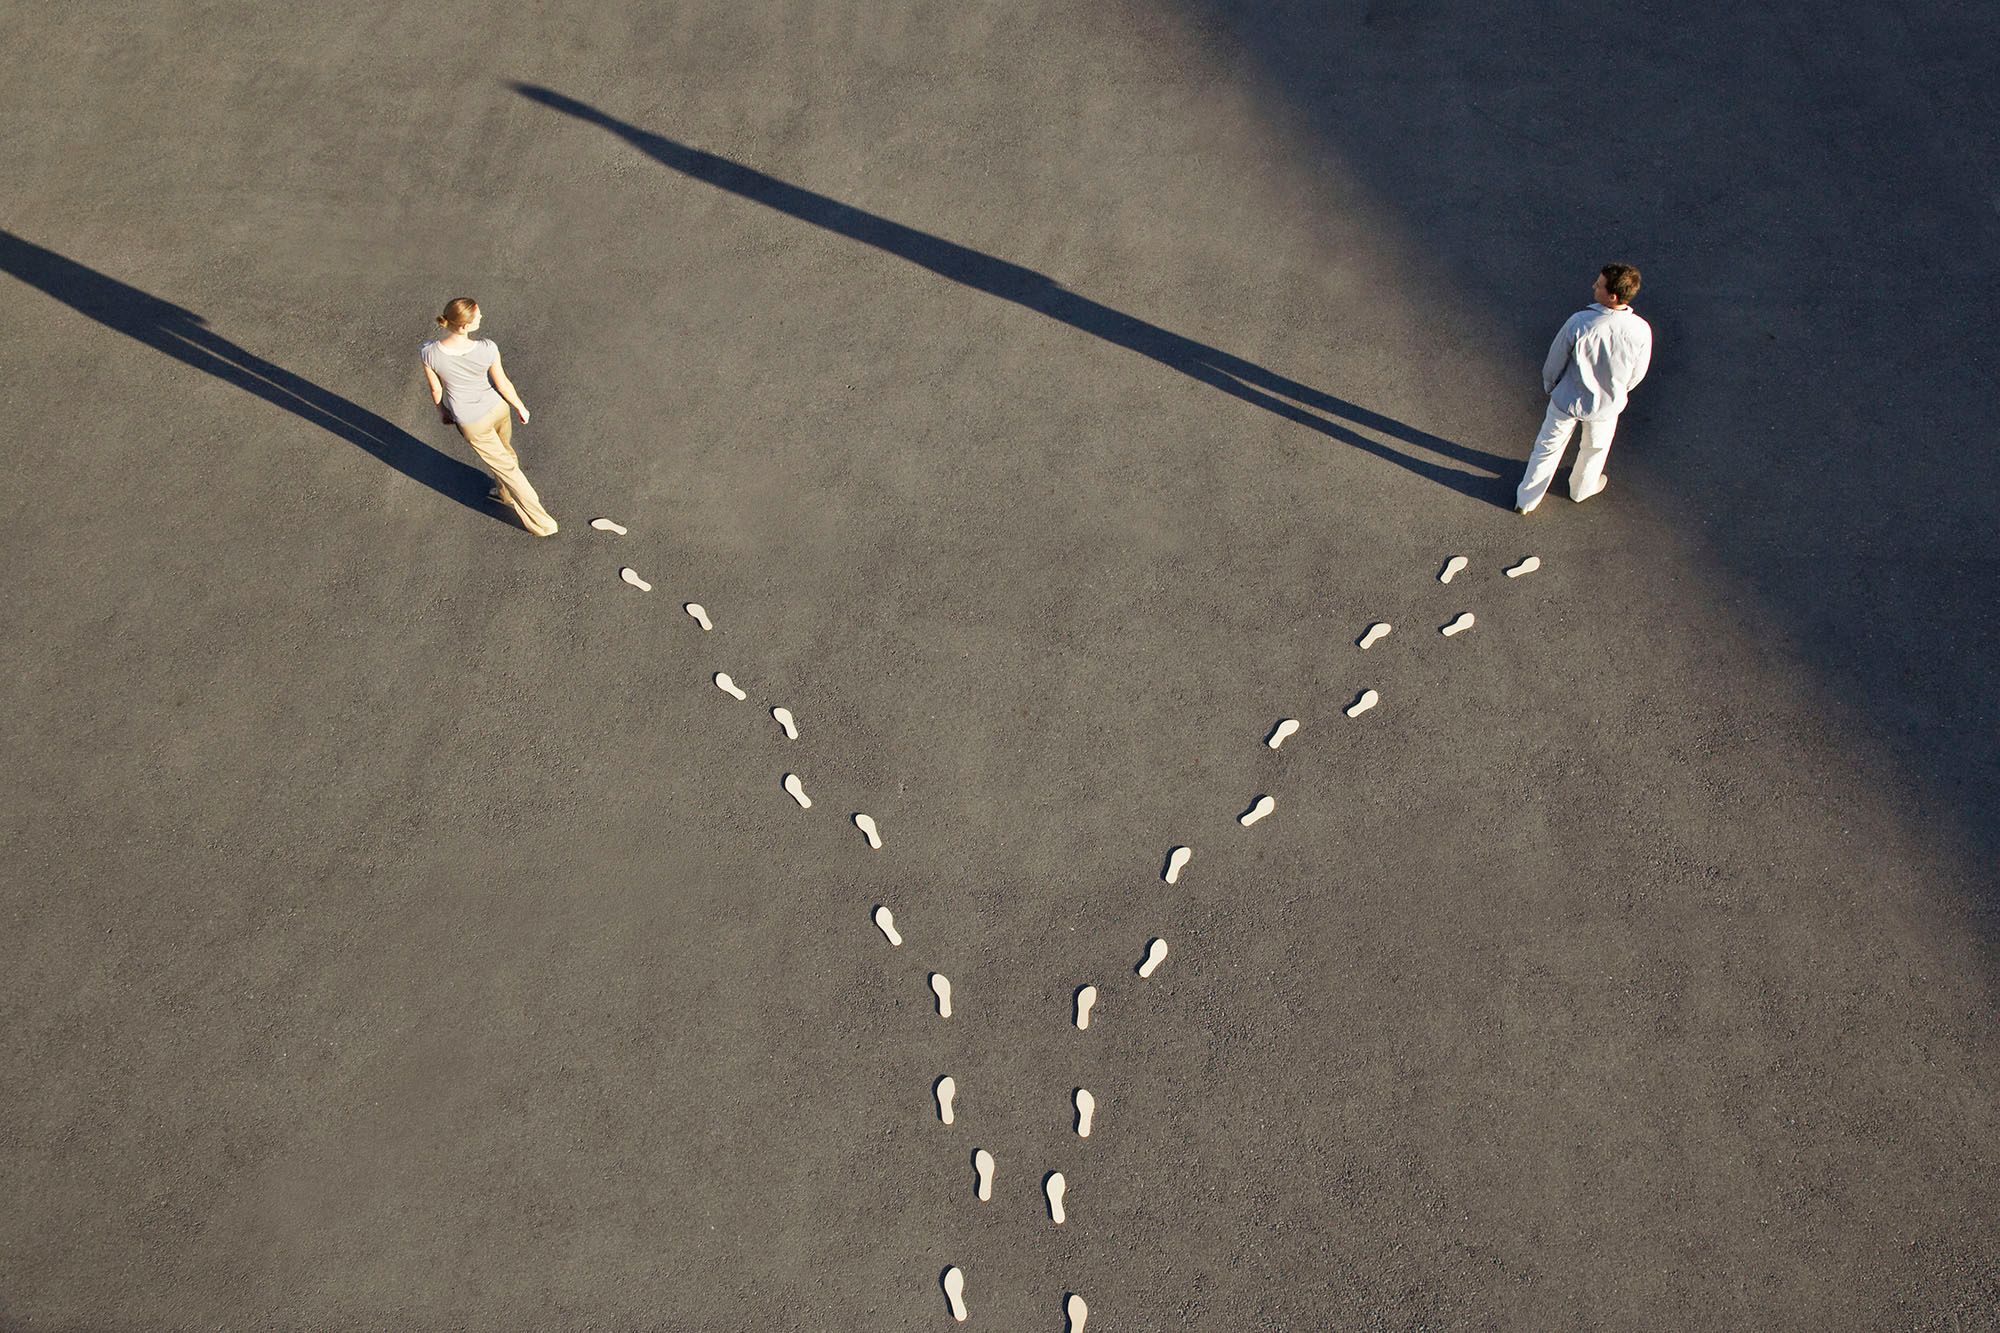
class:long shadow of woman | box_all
[1,228,502,524]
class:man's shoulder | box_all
[1579,306,1650,336]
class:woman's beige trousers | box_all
[457,406,557,537]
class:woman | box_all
[420,298,558,536]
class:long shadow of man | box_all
[514,83,1512,505]
[0,228,500,523]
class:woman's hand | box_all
[516,405,531,424]
[438,403,453,425]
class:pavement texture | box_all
[2,2,1996,1329]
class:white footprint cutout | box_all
[715,672,747,700]
[1266,718,1300,749]
[1067,1293,1089,1333]
[1346,689,1380,718]
[873,905,902,947]
[853,813,882,849]
[1439,555,1469,583]
[684,603,712,631]
[973,1149,995,1202]
[1239,794,1276,826]
[1046,1171,1068,1224]
[1441,612,1476,637]
[936,1075,956,1125]
[930,972,952,1018]
[942,1267,967,1323]
[1358,621,1392,650]
[782,773,811,809]
[1138,938,1168,978]
[618,567,651,592]
[1074,1087,1096,1138]
[1075,984,1097,1030]
[589,517,627,535]
[772,706,799,739]
[1163,846,1192,884]
[1506,555,1542,578]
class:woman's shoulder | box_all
[481,338,500,356]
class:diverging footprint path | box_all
[591,513,997,1322]
[1043,546,1548,1323]
[590,512,1543,1326]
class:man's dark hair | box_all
[1601,263,1642,304]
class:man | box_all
[1516,264,1652,513]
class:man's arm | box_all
[1542,315,1578,395]
[1627,324,1652,390]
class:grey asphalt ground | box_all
[3,3,1996,1329]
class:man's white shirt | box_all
[1544,302,1652,421]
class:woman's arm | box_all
[488,354,530,423]
[421,362,451,423]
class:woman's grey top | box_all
[421,338,506,425]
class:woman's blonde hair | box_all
[436,297,479,332]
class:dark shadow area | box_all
[1151,3,2000,895]
[0,228,500,523]
[511,82,1514,504]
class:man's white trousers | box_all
[1517,402,1617,511]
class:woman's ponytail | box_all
[437,297,479,333]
